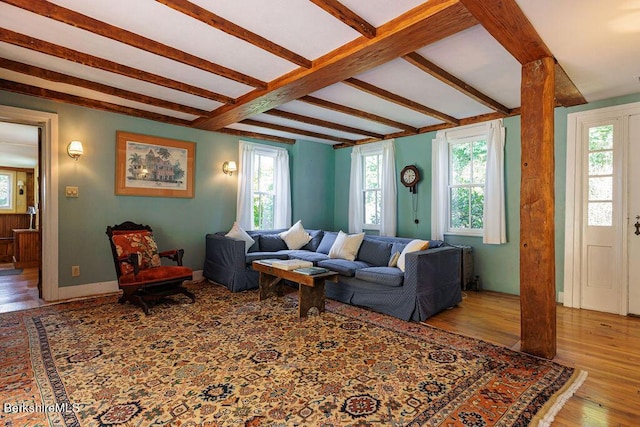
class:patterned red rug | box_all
[0,283,585,426]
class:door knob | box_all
[635,216,640,236]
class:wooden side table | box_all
[12,229,40,268]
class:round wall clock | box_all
[400,165,420,193]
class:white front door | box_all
[628,114,640,315]
[579,119,623,313]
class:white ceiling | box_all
[0,0,638,167]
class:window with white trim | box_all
[448,136,487,234]
[0,171,15,212]
[252,151,276,230]
[362,151,382,229]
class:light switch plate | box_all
[65,186,79,197]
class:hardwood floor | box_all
[425,291,640,426]
[0,270,637,425]
[0,263,44,313]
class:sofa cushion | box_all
[225,222,255,253]
[317,259,369,277]
[397,239,430,272]
[329,231,365,261]
[391,241,408,257]
[316,231,338,254]
[245,251,290,264]
[287,250,329,264]
[357,238,392,267]
[301,229,324,252]
[355,267,404,287]
[259,234,288,252]
[279,220,312,249]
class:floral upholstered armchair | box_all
[106,221,195,314]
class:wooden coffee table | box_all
[252,261,338,318]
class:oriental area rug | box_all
[0,283,585,426]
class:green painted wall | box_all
[334,92,640,297]
[0,91,335,289]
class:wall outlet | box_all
[71,265,80,277]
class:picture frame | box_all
[115,131,195,198]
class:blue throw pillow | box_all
[357,238,392,267]
[259,234,288,252]
[316,232,337,254]
[301,230,324,251]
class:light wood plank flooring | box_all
[0,263,43,313]
[425,291,640,426]
[0,272,638,425]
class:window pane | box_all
[255,155,274,193]
[0,174,12,209]
[588,202,612,226]
[450,187,470,229]
[364,189,380,225]
[588,177,612,201]
[450,144,471,184]
[588,151,613,176]
[364,154,381,190]
[472,140,487,185]
[589,125,613,150]
[253,193,274,230]
[470,186,484,229]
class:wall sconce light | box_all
[67,140,84,160]
[222,161,237,176]
[17,180,24,195]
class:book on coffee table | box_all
[271,259,313,271]
[294,266,330,275]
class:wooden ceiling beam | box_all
[0,58,210,117]
[156,0,312,69]
[2,0,265,89]
[264,109,384,139]
[554,61,587,107]
[309,0,376,38]
[0,28,235,104]
[300,95,417,132]
[460,0,551,64]
[403,51,511,115]
[194,0,477,130]
[0,79,192,126]
[344,78,459,125]
[460,0,585,106]
[241,119,356,144]
[216,128,296,144]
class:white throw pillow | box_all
[225,222,255,253]
[397,239,430,272]
[328,231,365,261]
[279,220,312,250]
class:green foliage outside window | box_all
[0,174,10,208]
[253,154,275,230]
[449,140,487,230]
[363,153,382,226]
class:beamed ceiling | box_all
[0,0,638,148]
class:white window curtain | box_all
[431,120,506,244]
[348,140,397,236]
[431,132,448,241]
[483,120,506,244]
[236,141,291,230]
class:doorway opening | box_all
[0,105,59,309]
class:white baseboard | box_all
[52,270,204,302]
[557,291,564,303]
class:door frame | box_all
[0,104,59,301]
[564,101,640,314]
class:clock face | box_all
[403,169,416,184]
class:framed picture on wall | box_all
[115,131,195,198]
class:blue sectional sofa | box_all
[203,229,462,321]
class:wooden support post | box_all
[520,56,556,359]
